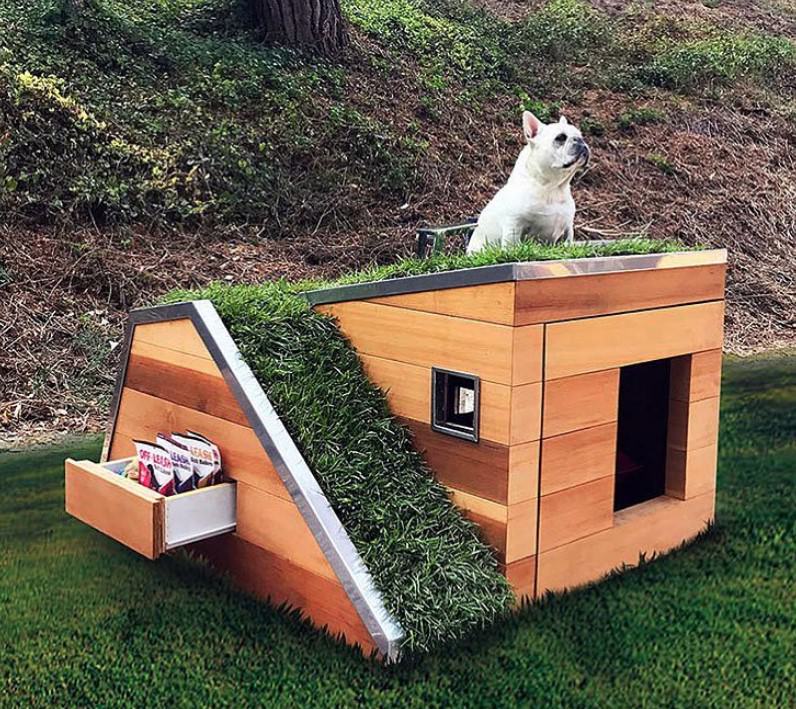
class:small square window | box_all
[431,368,480,442]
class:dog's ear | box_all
[559,116,569,125]
[522,111,542,142]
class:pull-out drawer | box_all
[65,458,236,559]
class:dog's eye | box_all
[555,133,567,144]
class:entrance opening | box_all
[614,358,671,511]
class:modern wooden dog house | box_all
[65,247,726,659]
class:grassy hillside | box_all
[1,0,793,226]
[1,0,795,439]
[1,354,794,704]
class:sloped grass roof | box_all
[299,237,694,289]
[161,283,514,653]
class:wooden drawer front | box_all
[65,458,236,559]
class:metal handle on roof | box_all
[415,218,478,258]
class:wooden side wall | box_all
[107,318,378,654]
[317,286,542,598]
[327,263,726,603]
[536,303,724,596]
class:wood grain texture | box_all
[667,396,720,451]
[509,382,542,445]
[192,533,377,656]
[506,499,538,563]
[665,443,718,500]
[538,476,614,553]
[109,388,291,501]
[515,264,726,325]
[508,441,540,505]
[318,300,542,385]
[130,339,222,378]
[544,301,725,379]
[501,555,536,601]
[65,459,164,559]
[512,325,544,386]
[540,422,618,496]
[369,282,516,324]
[360,354,514,444]
[537,491,715,594]
[235,481,337,580]
[670,349,722,402]
[402,418,510,504]
[543,369,620,438]
[125,353,249,426]
[133,318,211,359]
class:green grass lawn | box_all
[1,354,794,706]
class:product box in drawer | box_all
[65,458,236,559]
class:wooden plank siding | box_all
[515,264,726,325]
[107,319,378,653]
[544,301,725,380]
[537,492,715,594]
[193,534,378,656]
[316,300,543,386]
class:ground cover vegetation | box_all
[1,354,793,703]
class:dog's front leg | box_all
[563,220,574,244]
[500,220,524,249]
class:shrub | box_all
[639,32,796,90]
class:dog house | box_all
[64,247,726,659]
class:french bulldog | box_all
[467,111,590,253]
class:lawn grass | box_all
[1,354,794,705]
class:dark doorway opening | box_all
[614,358,671,511]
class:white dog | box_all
[467,111,590,253]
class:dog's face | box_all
[521,111,590,181]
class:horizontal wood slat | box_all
[543,369,620,438]
[125,354,249,426]
[667,397,720,451]
[540,422,618,496]
[65,459,163,559]
[132,319,211,360]
[109,388,291,501]
[539,476,614,553]
[508,441,540,505]
[501,555,536,601]
[318,300,542,385]
[510,383,543,445]
[369,282,516,325]
[515,264,726,325]
[665,443,718,500]
[235,481,336,581]
[537,491,715,594]
[402,418,510,503]
[506,499,537,563]
[130,339,222,378]
[670,349,722,403]
[192,534,377,655]
[361,354,515,444]
[545,301,725,380]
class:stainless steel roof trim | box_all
[302,249,727,306]
[104,301,404,660]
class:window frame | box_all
[430,367,481,443]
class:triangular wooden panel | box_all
[107,314,392,656]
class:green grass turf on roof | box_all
[161,282,514,653]
[296,237,696,290]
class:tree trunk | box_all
[250,0,348,55]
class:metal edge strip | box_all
[101,317,135,463]
[301,249,727,306]
[106,301,404,660]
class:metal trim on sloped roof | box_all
[102,300,404,660]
